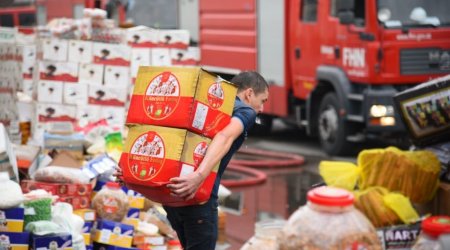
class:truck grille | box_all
[400,48,450,75]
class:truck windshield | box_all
[377,0,450,28]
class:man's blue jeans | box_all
[163,199,218,250]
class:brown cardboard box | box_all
[435,182,450,216]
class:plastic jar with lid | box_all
[92,181,129,222]
[412,216,450,250]
[241,219,286,250]
[279,186,382,250]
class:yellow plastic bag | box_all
[383,193,419,224]
[319,161,360,191]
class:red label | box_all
[128,132,166,181]
[207,82,224,109]
[143,72,181,120]
[193,142,208,166]
[102,196,119,214]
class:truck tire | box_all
[249,114,273,135]
[318,93,351,155]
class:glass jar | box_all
[412,216,450,250]
[92,182,129,222]
[279,186,382,249]
[241,219,286,250]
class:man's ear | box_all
[244,88,253,100]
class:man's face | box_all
[248,88,269,113]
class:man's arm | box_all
[166,117,244,200]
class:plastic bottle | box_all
[241,219,286,250]
[412,216,450,250]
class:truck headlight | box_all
[370,105,394,117]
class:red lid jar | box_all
[422,216,450,238]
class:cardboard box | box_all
[92,43,131,66]
[16,44,36,62]
[0,231,30,250]
[30,233,72,250]
[39,61,79,83]
[42,38,68,62]
[93,220,134,248]
[131,48,151,78]
[88,84,127,107]
[100,106,126,131]
[21,180,92,197]
[21,79,34,97]
[74,209,96,222]
[170,47,200,66]
[120,125,218,206]
[93,242,138,250]
[132,233,165,246]
[126,27,158,48]
[79,63,104,85]
[21,61,35,80]
[150,49,171,66]
[63,83,88,105]
[82,221,94,245]
[377,222,421,250]
[57,196,91,209]
[122,208,140,228]
[68,40,93,63]
[36,103,77,124]
[126,67,237,138]
[157,30,189,49]
[37,80,64,103]
[104,65,130,88]
[76,105,101,126]
[0,207,24,232]
[435,182,450,216]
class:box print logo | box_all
[144,72,180,119]
[129,131,165,181]
[193,142,208,166]
[207,81,224,109]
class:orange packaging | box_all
[119,125,218,206]
[126,66,237,138]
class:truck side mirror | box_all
[337,0,354,11]
[338,11,355,25]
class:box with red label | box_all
[39,61,78,83]
[0,231,30,250]
[120,125,218,206]
[35,103,77,133]
[87,84,128,107]
[131,48,151,78]
[37,80,64,104]
[79,63,104,85]
[21,180,92,197]
[92,42,131,66]
[126,67,237,138]
[126,27,158,48]
[42,38,68,62]
[68,40,93,63]
[150,48,171,66]
[104,65,130,88]
[92,220,134,248]
[170,47,200,66]
[157,30,189,49]
[58,196,91,209]
[64,83,88,105]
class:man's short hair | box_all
[231,71,269,95]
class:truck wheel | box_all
[318,93,351,155]
[249,114,273,135]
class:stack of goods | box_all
[119,66,238,206]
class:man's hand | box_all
[166,171,205,201]
[113,166,124,186]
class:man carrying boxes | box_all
[116,67,269,249]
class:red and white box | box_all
[16,26,37,44]
[36,103,77,124]
[92,42,131,66]
[21,79,34,97]
[104,65,130,88]
[131,48,151,78]
[171,47,200,66]
[76,105,100,126]
[21,61,35,80]
[42,38,69,62]
[100,106,125,130]
[39,61,78,83]
[126,26,158,48]
[87,84,127,107]
[64,83,88,105]
[37,80,64,104]
[151,48,171,66]
[68,40,93,63]
[79,63,104,85]
[157,29,190,49]
[21,180,93,196]
[16,44,36,62]
[58,196,91,209]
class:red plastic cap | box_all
[168,239,181,246]
[307,186,354,207]
[105,181,120,189]
[422,216,450,238]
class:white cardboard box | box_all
[131,48,151,77]
[79,63,104,85]
[87,84,127,107]
[63,83,88,105]
[126,27,158,48]
[100,106,125,130]
[92,42,131,66]
[36,103,77,124]
[171,47,200,66]
[22,61,35,80]
[104,65,130,88]
[157,29,190,49]
[39,61,78,83]
[76,104,100,126]
[151,48,171,66]
[42,38,69,62]
[68,40,93,63]
[37,80,64,103]
[22,79,34,98]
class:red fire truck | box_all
[195,0,450,155]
